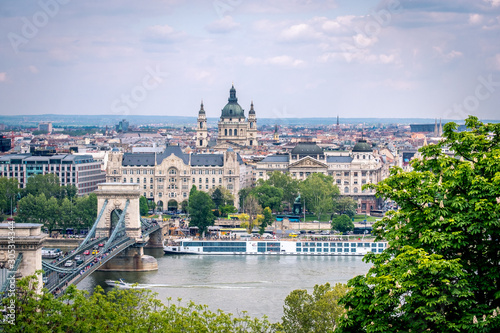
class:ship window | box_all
[351,248,356,252]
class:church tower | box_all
[247,101,257,146]
[196,101,208,148]
[273,124,279,143]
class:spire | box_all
[199,99,205,114]
[228,84,237,102]
[434,119,438,136]
[439,118,443,136]
[337,115,339,126]
[249,100,255,114]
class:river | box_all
[77,248,371,323]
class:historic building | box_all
[106,145,248,211]
[0,153,106,195]
[197,84,257,149]
[255,140,384,214]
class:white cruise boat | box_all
[163,238,387,256]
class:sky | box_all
[1,0,500,120]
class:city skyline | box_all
[1,0,500,120]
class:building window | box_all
[150,178,153,183]
[344,187,349,193]
[212,178,215,183]
[143,178,146,183]
[123,178,126,182]
[159,192,162,197]
[199,178,202,183]
[192,178,196,183]
[136,178,140,183]
[354,187,358,193]
[219,178,222,183]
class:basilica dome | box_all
[221,84,245,118]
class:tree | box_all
[180,200,189,214]
[4,274,275,332]
[243,195,262,231]
[0,177,19,216]
[23,174,62,199]
[264,171,299,209]
[220,204,237,217]
[238,187,252,211]
[331,214,354,233]
[333,197,358,219]
[211,187,224,209]
[139,196,149,216]
[281,282,350,333]
[74,193,97,230]
[338,117,500,332]
[300,173,339,220]
[259,207,273,235]
[188,190,215,236]
[250,183,283,212]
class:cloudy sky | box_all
[1,0,499,120]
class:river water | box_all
[77,248,370,323]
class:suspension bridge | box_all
[0,183,165,298]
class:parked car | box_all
[64,260,73,267]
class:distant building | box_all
[0,153,106,195]
[201,84,257,148]
[0,136,11,152]
[106,145,249,210]
[38,122,52,133]
[255,140,384,214]
[116,119,129,133]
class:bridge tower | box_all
[94,183,158,271]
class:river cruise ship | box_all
[163,237,387,256]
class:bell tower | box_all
[247,101,257,146]
[196,100,208,148]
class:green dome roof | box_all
[352,139,372,152]
[221,85,245,118]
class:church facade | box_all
[196,84,257,149]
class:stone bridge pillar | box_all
[94,183,157,272]
[0,223,47,288]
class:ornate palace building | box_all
[196,84,257,149]
[255,141,384,214]
[106,145,249,211]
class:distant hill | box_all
[0,114,496,128]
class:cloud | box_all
[206,16,240,33]
[0,72,6,82]
[280,23,322,42]
[142,24,185,43]
[469,13,484,24]
[433,46,463,62]
[484,0,500,7]
[28,66,39,74]
[244,55,305,67]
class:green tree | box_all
[281,282,350,333]
[238,187,252,211]
[331,214,354,233]
[180,200,189,214]
[188,190,215,236]
[250,183,283,212]
[300,173,339,220]
[139,196,149,216]
[260,207,273,235]
[220,204,237,217]
[74,193,97,229]
[211,187,224,210]
[23,173,62,199]
[333,197,358,219]
[0,177,19,216]
[59,197,74,230]
[264,171,299,209]
[338,117,500,332]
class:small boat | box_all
[105,279,138,288]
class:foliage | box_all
[250,183,283,212]
[139,196,149,216]
[333,197,358,219]
[0,177,19,215]
[3,274,275,332]
[220,204,237,217]
[338,117,500,332]
[23,174,62,199]
[16,192,97,232]
[331,214,354,233]
[180,200,189,214]
[211,187,224,209]
[238,187,252,211]
[188,187,215,236]
[280,283,350,333]
[260,207,273,234]
[262,171,299,208]
[300,173,339,219]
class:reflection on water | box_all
[77,248,370,322]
